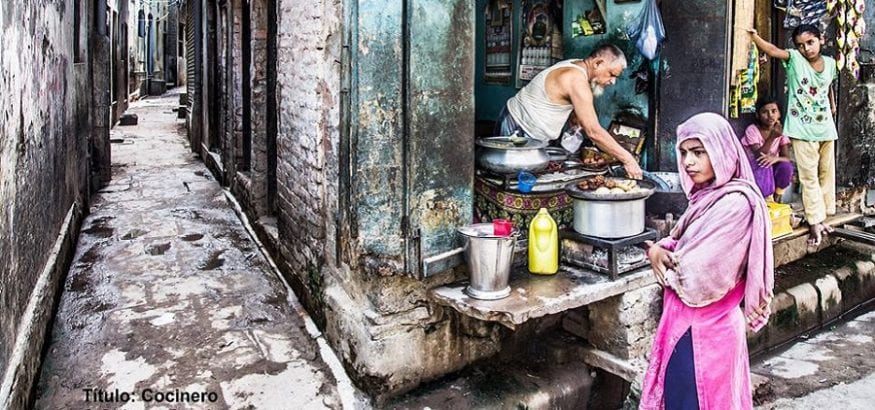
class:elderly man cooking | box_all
[496,44,643,179]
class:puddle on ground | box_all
[82,225,114,238]
[67,272,91,292]
[198,250,226,270]
[181,233,204,241]
[171,208,202,220]
[122,229,149,240]
[145,243,172,256]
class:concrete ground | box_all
[34,90,360,409]
[754,308,875,409]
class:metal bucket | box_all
[458,223,518,300]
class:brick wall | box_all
[275,0,341,313]
[0,0,98,406]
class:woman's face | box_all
[757,103,781,127]
[679,138,715,185]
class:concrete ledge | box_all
[431,266,657,329]
[0,203,83,409]
[749,241,875,355]
[772,213,861,269]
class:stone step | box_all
[747,241,875,356]
[118,113,138,126]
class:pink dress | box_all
[640,279,753,410]
[639,113,774,410]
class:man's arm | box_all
[747,29,790,61]
[564,71,642,178]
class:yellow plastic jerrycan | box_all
[528,208,559,274]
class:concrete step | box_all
[748,240,875,356]
[118,113,138,126]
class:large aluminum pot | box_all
[457,223,518,300]
[565,180,655,238]
[476,136,550,174]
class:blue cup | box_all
[517,171,536,193]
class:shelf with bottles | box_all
[570,0,608,38]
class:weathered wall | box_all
[275,0,342,324]
[654,0,730,171]
[837,0,875,191]
[230,0,271,218]
[272,0,500,401]
[0,0,99,406]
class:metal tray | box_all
[564,178,655,201]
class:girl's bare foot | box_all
[807,223,834,246]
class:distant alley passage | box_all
[34,90,342,409]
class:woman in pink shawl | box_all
[639,113,774,409]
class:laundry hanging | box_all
[781,0,830,30]
[730,46,760,118]
[833,0,867,78]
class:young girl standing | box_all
[743,97,794,202]
[748,24,837,245]
[640,113,774,410]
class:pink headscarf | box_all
[661,112,774,331]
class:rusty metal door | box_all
[404,0,475,278]
[345,0,474,278]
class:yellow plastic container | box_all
[528,208,559,274]
[767,202,793,238]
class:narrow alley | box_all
[5,0,875,409]
[32,91,348,409]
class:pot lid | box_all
[564,179,656,201]
[476,136,548,150]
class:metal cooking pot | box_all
[476,136,550,174]
[565,180,655,238]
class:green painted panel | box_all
[407,0,476,277]
[353,0,406,259]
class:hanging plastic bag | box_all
[627,0,666,60]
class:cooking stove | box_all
[560,228,657,280]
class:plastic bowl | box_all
[518,171,536,193]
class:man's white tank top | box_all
[506,59,588,141]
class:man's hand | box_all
[645,240,678,286]
[623,159,644,180]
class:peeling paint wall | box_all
[837,4,875,188]
[654,0,730,171]
[0,0,100,406]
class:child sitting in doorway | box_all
[742,97,794,202]
[748,23,838,246]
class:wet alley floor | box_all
[34,90,347,409]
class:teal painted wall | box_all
[475,0,650,130]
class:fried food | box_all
[576,177,639,194]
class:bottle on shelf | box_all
[528,208,559,275]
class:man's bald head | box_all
[589,44,627,69]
